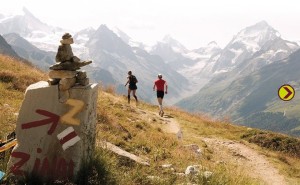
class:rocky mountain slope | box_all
[0,35,19,58]
[176,22,300,136]
[3,33,55,71]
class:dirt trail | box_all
[137,108,181,135]
[159,114,181,135]
[201,137,287,185]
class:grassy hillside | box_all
[0,54,300,184]
[0,54,48,138]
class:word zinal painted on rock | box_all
[10,148,74,179]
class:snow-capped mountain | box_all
[72,27,96,59]
[210,21,283,73]
[0,7,53,36]
[237,37,299,74]
[112,27,146,49]
[86,25,137,64]
[150,35,196,70]
[180,41,222,78]
[73,27,96,44]
[150,36,222,93]
[176,21,300,130]
[0,7,68,52]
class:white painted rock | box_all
[161,164,173,168]
[185,165,200,175]
[203,171,213,179]
[7,81,98,181]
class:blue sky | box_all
[1,0,299,49]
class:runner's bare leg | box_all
[127,89,131,104]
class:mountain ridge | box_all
[1,9,300,137]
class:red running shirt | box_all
[154,79,167,91]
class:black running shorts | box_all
[129,84,137,90]
[157,91,164,98]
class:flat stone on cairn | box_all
[49,70,77,79]
[49,61,92,71]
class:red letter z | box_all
[10,152,30,176]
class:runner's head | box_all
[128,71,132,75]
[158,74,162,79]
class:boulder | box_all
[7,81,98,181]
[98,141,150,166]
[185,165,201,175]
[203,171,213,179]
[183,144,201,155]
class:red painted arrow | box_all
[21,109,60,135]
[283,87,293,99]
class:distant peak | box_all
[207,41,218,46]
[85,27,96,31]
[241,20,275,32]
[96,24,113,34]
[160,35,187,52]
[162,34,175,43]
[99,24,109,30]
[234,20,279,41]
[22,7,34,17]
[5,32,21,38]
[112,27,131,43]
[252,20,272,29]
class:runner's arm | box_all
[165,82,168,94]
[125,77,129,86]
[153,83,156,91]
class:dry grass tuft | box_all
[241,129,300,158]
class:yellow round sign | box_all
[278,84,295,101]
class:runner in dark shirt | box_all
[125,71,138,104]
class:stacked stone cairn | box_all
[48,33,92,102]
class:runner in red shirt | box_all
[153,74,168,116]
